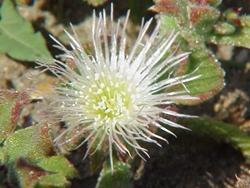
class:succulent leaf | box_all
[96,161,132,188]
[0,90,29,143]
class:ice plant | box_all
[38,6,200,169]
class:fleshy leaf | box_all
[37,156,78,179]
[15,158,48,188]
[83,0,108,6]
[0,98,15,143]
[4,126,77,188]
[170,30,225,105]
[4,125,54,164]
[189,5,220,34]
[213,22,236,35]
[0,90,29,143]
[96,161,132,188]
[158,2,225,105]
[179,117,250,159]
[36,156,78,188]
[209,21,250,49]
[36,174,70,188]
[176,47,225,105]
[0,0,51,61]
[151,0,185,16]
[14,157,77,188]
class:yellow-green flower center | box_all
[85,75,133,122]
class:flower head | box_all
[39,5,200,169]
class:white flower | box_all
[38,5,200,169]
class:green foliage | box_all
[14,156,77,188]
[35,174,70,188]
[96,161,132,188]
[190,6,220,35]
[179,117,250,159]
[0,0,51,61]
[155,0,226,105]
[35,156,78,188]
[213,22,236,35]
[156,1,250,50]
[176,45,224,105]
[2,125,78,188]
[14,158,48,188]
[0,95,17,143]
[0,90,77,187]
[209,18,250,49]
[0,91,28,143]
[3,126,54,164]
[37,156,78,179]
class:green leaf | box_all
[0,0,51,61]
[179,117,250,159]
[96,161,132,188]
[0,98,14,143]
[159,15,179,31]
[83,0,108,6]
[189,5,220,35]
[36,174,70,188]
[209,16,250,49]
[178,47,224,105]
[152,0,188,24]
[4,125,54,164]
[213,22,236,35]
[37,156,78,179]
[14,158,48,188]
[35,156,78,188]
[159,7,225,105]
[14,158,73,188]
[209,25,250,49]
[4,126,77,188]
[0,90,29,143]
[171,31,224,105]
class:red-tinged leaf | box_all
[11,92,29,124]
[175,47,225,105]
[150,0,180,15]
[4,125,55,164]
[0,90,29,142]
[189,5,220,26]
[15,156,78,188]
[15,158,48,188]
